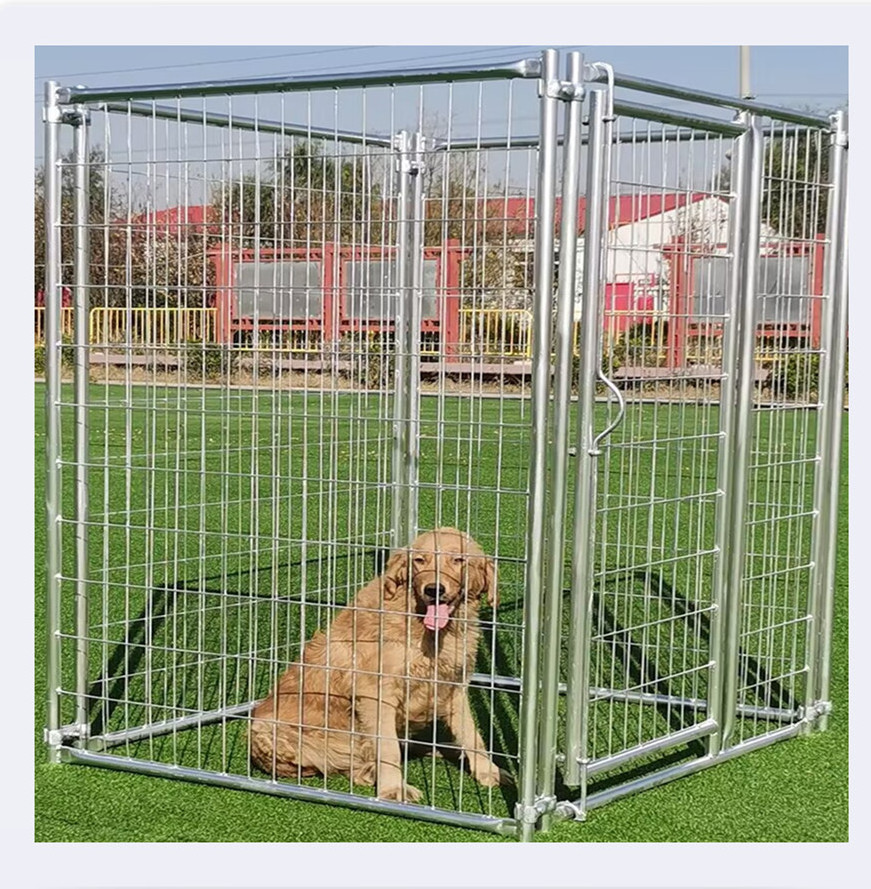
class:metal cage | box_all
[41,50,847,841]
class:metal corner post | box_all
[72,106,91,736]
[707,112,751,756]
[516,47,560,842]
[563,84,610,793]
[537,50,584,832]
[404,131,425,545]
[391,131,411,551]
[807,110,848,732]
[720,115,765,750]
[43,81,64,761]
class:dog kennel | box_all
[41,49,847,840]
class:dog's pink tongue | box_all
[424,603,451,632]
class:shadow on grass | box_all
[87,547,378,737]
[85,544,520,815]
[578,568,799,796]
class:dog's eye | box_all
[413,555,426,565]
[452,555,466,565]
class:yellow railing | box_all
[458,308,532,358]
[34,307,75,343]
[230,328,323,354]
[89,307,218,346]
[32,305,798,370]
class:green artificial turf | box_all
[33,380,848,842]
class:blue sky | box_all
[34,45,848,163]
[32,44,849,211]
[34,45,847,106]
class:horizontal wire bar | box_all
[61,748,517,836]
[99,101,394,147]
[588,68,834,128]
[80,679,797,754]
[434,123,815,152]
[576,721,807,816]
[585,718,719,779]
[610,99,747,136]
[466,675,797,721]
[57,57,541,104]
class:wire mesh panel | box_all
[562,107,740,798]
[41,50,847,840]
[42,60,553,836]
[554,71,846,821]
[729,122,832,746]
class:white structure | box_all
[572,193,775,320]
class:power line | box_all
[755,92,847,98]
[33,46,553,106]
[35,45,549,85]
[34,46,378,81]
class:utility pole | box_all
[739,46,753,99]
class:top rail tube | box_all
[100,101,396,148]
[586,65,834,129]
[57,57,542,105]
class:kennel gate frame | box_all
[42,52,561,839]
[41,50,848,841]
[543,70,848,824]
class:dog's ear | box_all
[381,550,408,600]
[483,557,498,609]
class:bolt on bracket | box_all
[541,79,584,102]
[514,796,556,825]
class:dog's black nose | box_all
[422,583,445,602]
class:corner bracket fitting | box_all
[554,800,586,822]
[542,79,585,102]
[44,723,89,747]
[514,796,556,825]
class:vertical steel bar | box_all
[720,115,765,750]
[72,107,91,735]
[43,81,64,761]
[707,113,750,756]
[563,85,609,791]
[808,110,848,731]
[516,47,560,843]
[403,131,425,544]
[537,50,583,832]
[391,131,411,550]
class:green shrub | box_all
[61,333,77,370]
[35,336,77,374]
[608,321,668,373]
[341,331,395,389]
[769,351,821,400]
[183,340,239,381]
[571,321,667,393]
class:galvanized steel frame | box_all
[42,49,847,840]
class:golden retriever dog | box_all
[249,527,505,802]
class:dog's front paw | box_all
[472,758,510,788]
[378,782,422,803]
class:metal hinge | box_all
[44,723,88,746]
[541,79,584,102]
[44,104,90,127]
[514,796,556,825]
[43,105,63,124]
[394,152,423,177]
[62,105,91,127]
[554,800,586,822]
[808,700,833,720]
